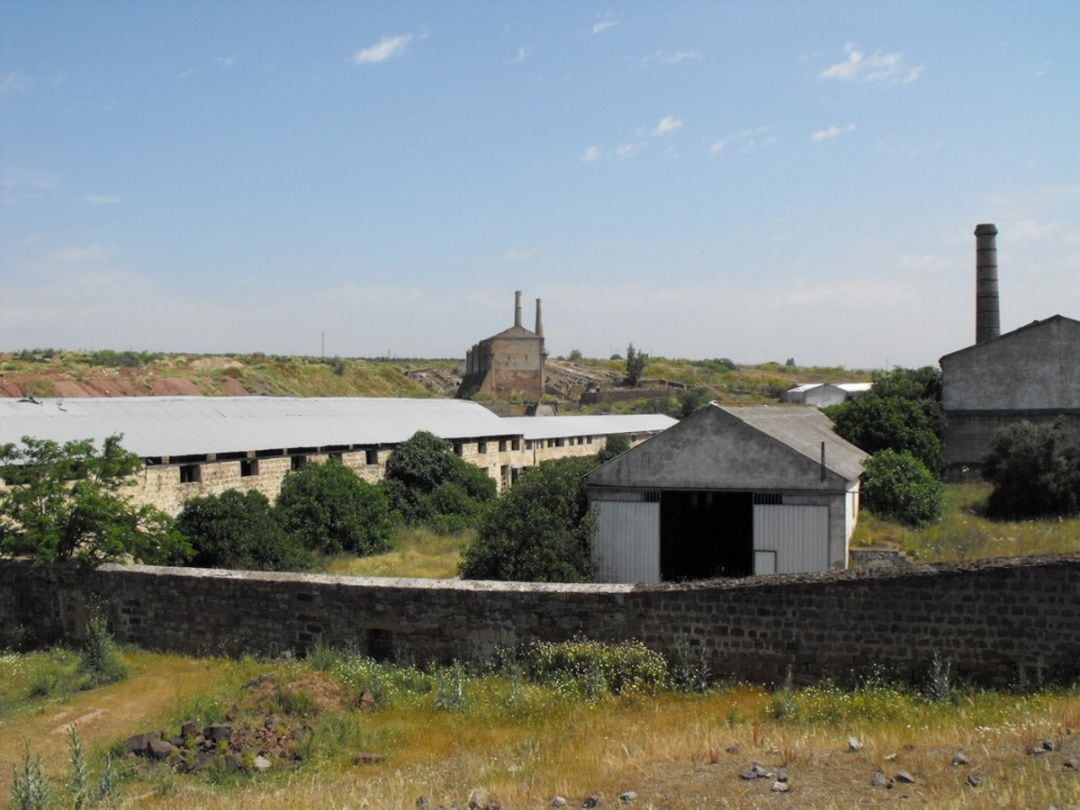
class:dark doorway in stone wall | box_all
[367,628,393,661]
[660,491,753,580]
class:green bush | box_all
[596,434,630,464]
[276,461,395,556]
[860,450,943,527]
[79,615,128,687]
[524,638,668,697]
[176,489,310,571]
[983,420,1080,518]
[460,456,596,582]
[828,395,944,474]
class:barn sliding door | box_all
[593,500,660,583]
[752,504,829,574]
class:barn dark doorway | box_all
[660,491,753,580]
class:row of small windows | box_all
[177,449,381,483]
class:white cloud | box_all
[652,116,683,136]
[647,50,702,64]
[503,246,538,262]
[810,122,856,141]
[614,143,637,159]
[580,146,603,162]
[509,47,531,64]
[0,169,58,190]
[0,70,34,97]
[709,139,727,155]
[177,67,200,80]
[216,55,237,68]
[354,34,414,65]
[820,43,922,84]
[1011,219,1061,241]
[82,194,121,206]
[592,20,619,35]
[45,244,116,263]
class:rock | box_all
[148,739,176,760]
[750,763,774,778]
[966,774,984,787]
[416,798,430,810]
[253,755,272,772]
[725,745,739,755]
[124,732,160,755]
[776,769,788,783]
[895,771,916,784]
[1064,758,1078,770]
[354,753,386,765]
[952,751,970,766]
[181,720,200,739]
[848,736,863,752]
[205,723,232,742]
[550,798,567,809]
[582,796,600,809]
[883,752,897,761]
[739,770,756,780]
[1042,739,1056,752]
[468,788,487,810]
[870,770,887,787]
[771,781,790,793]
[618,792,637,804]
[192,752,216,772]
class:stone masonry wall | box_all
[2,555,1077,687]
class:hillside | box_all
[0,349,872,409]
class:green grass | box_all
[316,527,471,579]
[854,482,1080,562]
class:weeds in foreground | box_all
[79,615,128,688]
[10,740,50,810]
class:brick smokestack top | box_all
[535,298,544,337]
[975,223,1000,344]
[514,290,522,327]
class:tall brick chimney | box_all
[535,298,544,337]
[514,290,522,328]
[975,223,1000,344]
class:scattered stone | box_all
[191,752,215,773]
[468,788,488,810]
[895,771,916,784]
[883,753,897,761]
[1042,740,1056,752]
[550,798,567,809]
[253,755,272,773]
[750,763,774,779]
[770,781,789,793]
[870,770,887,788]
[776,769,788,783]
[966,774,984,788]
[848,737,863,752]
[1064,759,1078,770]
[124,732,160,755]
[148,739,177,760]
[353,753,385,765]
[739,770,756,781]
[205,723,232,742]
[725,745,739,755]
[181,720,200,739]
[618,792,637,804]
[582,796,600,809]
[416,797,430,810]
[952,751,970,766]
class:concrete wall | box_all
[2,555,1077,687]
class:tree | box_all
[275,460,395,555]
[0,435,189,565]
[568,349,583,361]
[597,434,631,464]
[459,456,596,582]
[176,490,309,571]
[624,343,647,387]
[982,420,1080,518]
[869,366,945,438]
[860,450,944,527]
[827,395,944,474]
[381,431,496,527]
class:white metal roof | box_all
[835,383,872,393]
[500,414,678,441]
[0,397,515,459]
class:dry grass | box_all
[317,527,470,579]
[853,483,1080,562]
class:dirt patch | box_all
[51,709,108,735]
[237,671,350,715]
[219,377,249,395]
[150,378,203,396]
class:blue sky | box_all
[1,1,1078,368]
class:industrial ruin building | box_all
[583,404,868,583]
[458,291,546,401]
[0,396,674,516]
[939,224,1080,474]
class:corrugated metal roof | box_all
[500,414,678,440]
[0,397,515,458]
[718,405,868,482]
[835,383,872,393]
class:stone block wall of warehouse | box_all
[1,555,1077,687]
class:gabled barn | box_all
[583,404,868,583]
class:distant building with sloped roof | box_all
[458,291,545,401]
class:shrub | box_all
[79,615,128,687]
[176,489,310,571]
[860,450,943,527]
[828,396,944,474]
[596,434,631,464]
[983,420,1080,518]
[276,461,395,555]
[524,638,668,697]
[459,456,596,582]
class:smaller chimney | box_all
[975,223,1000,344]
[514,290,522,327]
[535,298,544,337]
